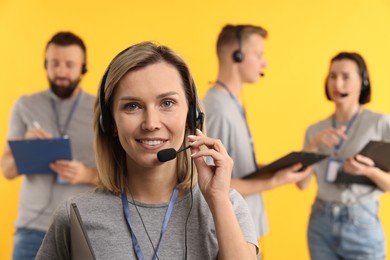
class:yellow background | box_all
[1,0,390,259]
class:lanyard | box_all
[215,80,258,171]
[50,92,82,137]
[331,106,360,155]
[216,80,246,119]
[121,186,179,260]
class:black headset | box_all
[81,64,88,75]
[99,47,204,136]
[362,70,369,89]
[232,26,244,63]
[186,80,204,134]
[44,60,88,75]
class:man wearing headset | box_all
[1,31,97,260]
[203,24,311,252]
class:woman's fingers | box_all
[189,131,228,156]
[188,129,232,169]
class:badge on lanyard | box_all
[325,106,360,183]
[51,93,81,185]
[325,158,343,182]
[56,136,71,185]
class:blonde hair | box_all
[94,41,202,194]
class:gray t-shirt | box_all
[7,89,96,231]
[36,186,258,259]
[203,87,268,237]
[305,109,390,203]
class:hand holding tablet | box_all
[244,151,328,179]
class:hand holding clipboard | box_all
[8,138,72,175]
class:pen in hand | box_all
[32,121,41,128]
[28,121,51,139]
[29,120,53,139]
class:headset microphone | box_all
[157,145,191,163]
[260,73,265,77]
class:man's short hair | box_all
[216,24,267,59]
[46,31,87,60]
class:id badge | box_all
[325,158,343,183]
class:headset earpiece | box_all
[99,69,113,135]
[188,81,204,134]
[232,26,244,63]
[362,71,369,89]
[81,64,87,75]
[232,50,244,63]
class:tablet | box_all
[244,151,328,179]
[358,140,390,171]
[70,203,96,260]
[335,140,390,187]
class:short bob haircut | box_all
[325,52,371,104]
[94,41,202,194]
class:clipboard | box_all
[70,203,96,260]
[8,138,72,175]
[335,140,390,187]
[244,151,328,179]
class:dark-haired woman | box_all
[298,52,390,260]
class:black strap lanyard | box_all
[50,92,82,137]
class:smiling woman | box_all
[113,62,189,170]
[36,41,259,260]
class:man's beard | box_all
[49,77,81,99]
